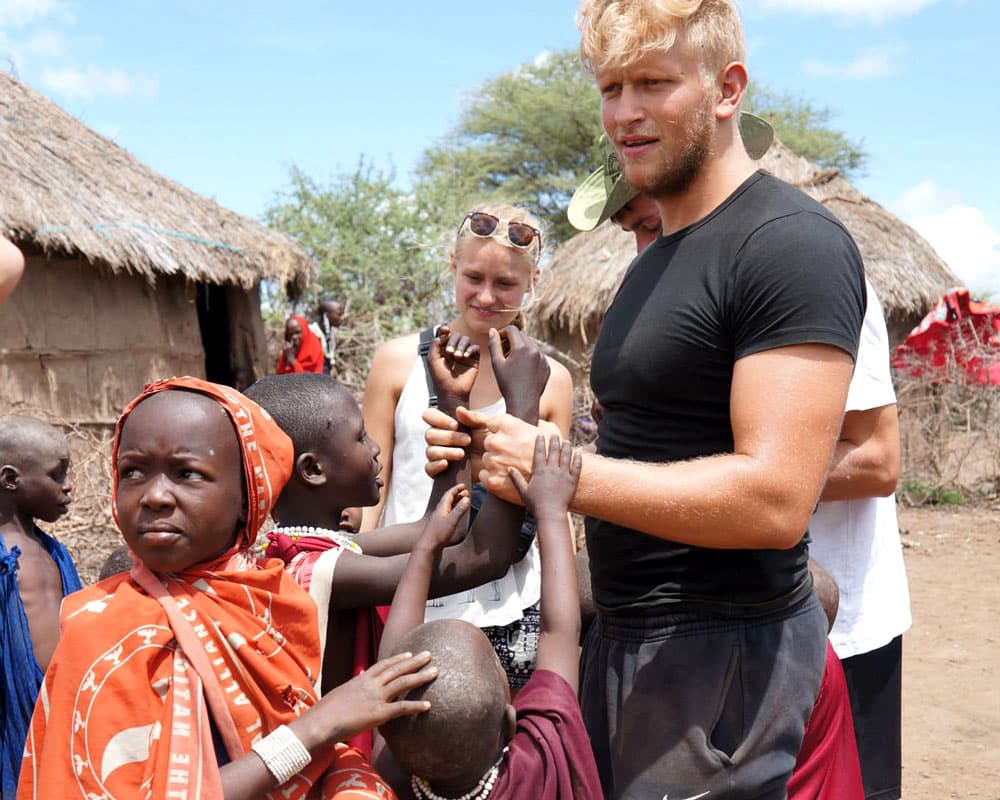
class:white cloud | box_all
[757,0,941,22]
[40,64,158,101]
[0,0,71,28]
[804,45,905,79]
[895,181,1000,298]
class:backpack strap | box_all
[417,326,438,408]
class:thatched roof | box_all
[0,72,312,291]
[532,139,959,343]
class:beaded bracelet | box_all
[250,724,312,786]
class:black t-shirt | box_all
[588,171,866,610]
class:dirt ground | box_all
[897,504,1000,799]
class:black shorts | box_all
[840,636,903,800]
[580,589,828,800]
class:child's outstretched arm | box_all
[488,325,549,425]
[378,484,472,659]
[509,434,583,691]
[351,327,477,557]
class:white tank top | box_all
[379,349,541,627]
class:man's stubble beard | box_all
[630,97,715,200]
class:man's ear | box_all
[296,452,327,486]
[0,464,19,491]
[502,704,517,744]
[716,61,748,121]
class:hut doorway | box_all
[195,283,231,384]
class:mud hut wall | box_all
[225,282,269,380]
[0,253,204,422]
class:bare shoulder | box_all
[541,355,573,402]
[366,333,422,388]
[371,333,422,373]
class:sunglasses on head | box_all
[460,211,542,251]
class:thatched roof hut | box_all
[530,139,959,366]
[1,71,313,423]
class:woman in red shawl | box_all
[18,377,437,800]
[277,315,325,374]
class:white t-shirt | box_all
[809,281,912,659]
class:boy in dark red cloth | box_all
[374,434,603,800]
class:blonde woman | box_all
[361,202,572,689]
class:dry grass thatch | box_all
[531,139,960,344]
[0,71,312,291]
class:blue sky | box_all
[2,0,997,296]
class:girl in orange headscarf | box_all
[18,378,436,800]
[277,314,326,374]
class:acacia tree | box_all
[264,160,453,337]
[416,49,604,243]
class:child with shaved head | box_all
[374,435,603,799]
[0,415,81,799]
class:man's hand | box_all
[472,409,558,503]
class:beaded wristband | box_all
[250,724,312,786]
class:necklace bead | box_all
[410,748,507,800]
[270,525,362,554]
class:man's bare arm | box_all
[480,343,854,550]
[820,404,899,501]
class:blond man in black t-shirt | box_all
[424,2,867,798]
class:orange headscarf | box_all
[19,377,393,800]
[277,314,326,374]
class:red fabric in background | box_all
[788,641,864,800]
[891,287,1000,386]
[277,314,326,374]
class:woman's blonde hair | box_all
[577,0,745,85]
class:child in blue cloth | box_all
[0,415,81,800]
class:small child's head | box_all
[112,377,293,573]
[244,374,382,517]
[0,415,72,523]
[98,544,135,580]
[318,298,345,328]
[379,619,516,790]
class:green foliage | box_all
[901,482,967,506]
[415,49,604,243]
[264,160,454,338]
[743,86,867,178]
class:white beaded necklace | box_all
[270,525,362,554]
[410,748,508,800]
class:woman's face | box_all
[452,237,536,335]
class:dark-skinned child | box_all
[374,434,604,800]
[18,378,439,800]
[0,415,81,800]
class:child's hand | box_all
[310,651,438,743]
[417,483,471,554]
[508,435,581,522]
[488,326,550,422]
[427,325,480,413]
